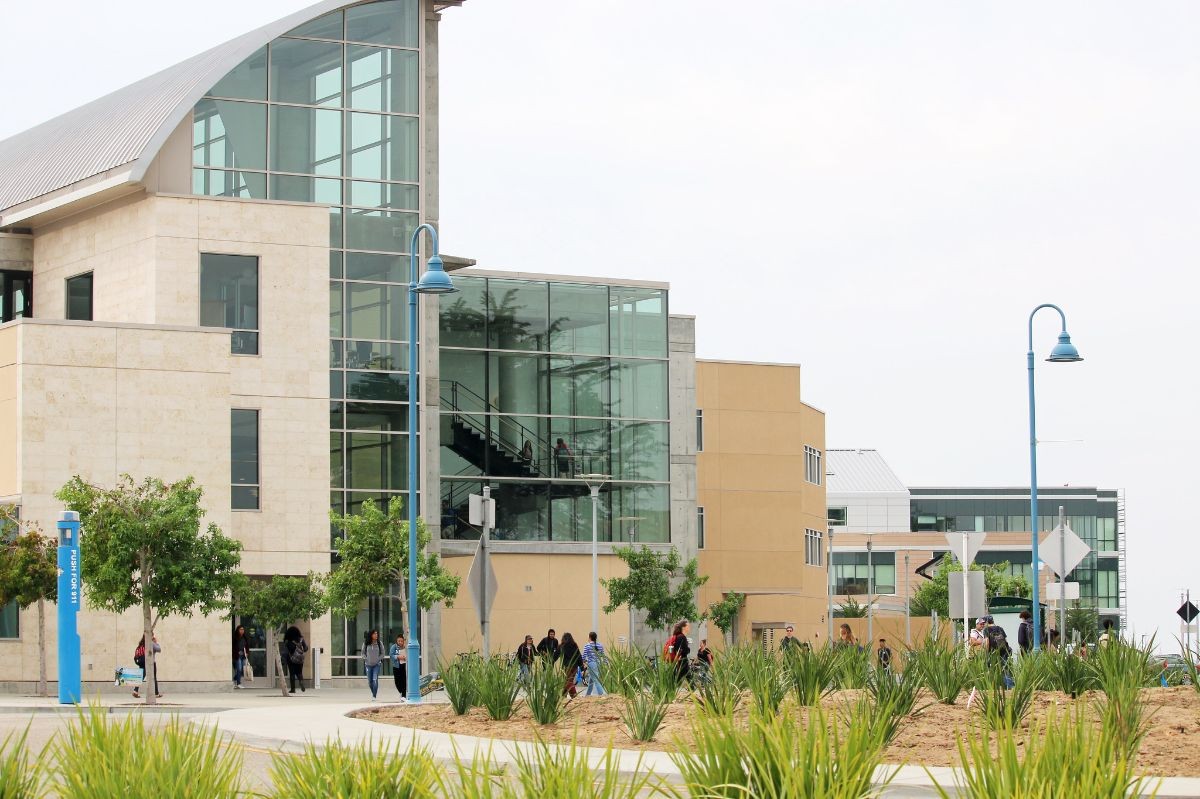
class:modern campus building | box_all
[0,0,812,690]
[826,449,1127,638]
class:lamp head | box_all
[415,254,457,294]
[1047,331,1083,363]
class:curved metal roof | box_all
[0,0,445,219]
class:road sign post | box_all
[468,488,497,656]
[1040,509,1092,646]
[946,531,987,653]
[1179,591,1198,658]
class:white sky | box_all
[3,1,1198,647]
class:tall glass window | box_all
[200,254,259,354]
[65,272,93,321]
[231,409,260,510]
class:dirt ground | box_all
[353,687,1200,777]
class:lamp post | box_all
[1027,303,1083,652]
[580,473,610,635]
[405,223,456,702]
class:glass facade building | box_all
[438,276,671,544]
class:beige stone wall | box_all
[696,360,829,650]
[438,552,633,660]
[0,325,17,498]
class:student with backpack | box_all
[285,625,308,694]
[132,634,162,699]
[1017,610,1035,653]
[665,620,692,684]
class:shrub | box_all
[742,651,788,715]
[909,634,968,704]
[0,728,39,799]
[526,658,569,725]
[54,708,243,799]
[782,645,841,706]
[603,646,651,699]
[438,747,513,799]
[269,739,439,799]
[476,656,522,721]
[440,654,481,715]
[866,662,926,720]
[693,662,742,716]
[968,653,1043,730]
[620,690,671,743]
[835,645,872,689]
[648,658,682,705]
[510,735,663,798]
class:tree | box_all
[909,557,1031,618]
[326,497,460,643]
[835,596,874,618]
[231,573,326,697]
[1065,601,1100,644]
[601,546,709,633]
[0,510,57,696]
[706,592,745,645]
[55,475,242,706]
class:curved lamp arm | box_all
[1027,303,1068,352]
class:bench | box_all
[114,666,145,686]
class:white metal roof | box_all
[825,449,909,495]
[0,0,464,222]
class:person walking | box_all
[1017,610,1035,654]
[877,638,893,671]
[696,639,714,667]
[232,625,249,690]
[285,626,308,694]
[581,632,607,696]
[778,625,799,654]
[835,623,858,650]
[362,629,385,700]
[516,635,536,680]
[668,620,692,685]
[560,632,582,698]
[390,634,408,699]
[536,628,560,661]
[132,634,162,699]
[968,617,988,654]
[554,439,572,477]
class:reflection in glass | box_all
[345,252,402,282]
[613,359,668,420]
[270,38,343,106]
[550,483,612,542]
[439,276,487,348]
[207,46,267,101]
[346,432,408,490]
[330,432,344,487]
[193,169,267,199]
[330,252,343,278]
[613,420,668,481]
[347,371,407,402]
[348,112,418,182]
[330,281,343,336]
[344,340,407,370]
[347,180,419,210]
[65,272,93,321]
[346,0,419,48]
[489,352,547,415]
[346,402,408,431]
[610,287,667,357]
[345,208,417,252]
[231,409,260,510]
[550,357,611,418]
[612,484,668,543]
[270,106,342,176]
[490,481,549,541]
[270,175,342,204]
[200,254,259,354]
[347,45,418,114]
[193,100,266,170]
[439,350,487,411]
[550,283,609,354]
[346,282,406,341]
[488,280,549,351]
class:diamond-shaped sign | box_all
[1178,601,1199,624]
[1039,523,1091,579]
[945,532,987,567]
[467,541,498,626]
[949,570,987,619]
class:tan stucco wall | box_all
[696,360,829,648]
[0,193,332,687]
[438,552,633,660]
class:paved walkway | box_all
[4,688,1198,798]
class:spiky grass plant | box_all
[1092,638,1158,695]
[782,645,841,706]
[718,644,758,692]
[672,706,895,799]
[438,746,514,799]
[741,651,788,715]
[968,653,1044,730]
[54,708,243,799]
[1045,646,1099,697]
[475,655,522,721]
[648,658,683,705]
[509,734,666,799]
[932,705,1160,799]
[865,662,926,720]
[440,654,480,715]
[0,728,40,799]
[693,661,742,717]
[620,690,671,743]
[835,645,872,689]
[525,658,570,725]
[604,646,651,699]
[909,634,969,704]
[269,739,440,799]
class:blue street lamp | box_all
[1027,304,1083,652]
[406,223,456,702]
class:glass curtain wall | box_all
[439,277,670,543]
[192,0,421,677]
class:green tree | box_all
[0,510,58,696]
[706,592,745,645]
[231,573,326,697]
[55,475,242,706]
[326,497,460,641]
[601,546,709,633]
[835,596,874,618]
[1065,601,1100,645]
[909,557,1031,618]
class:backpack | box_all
[985,625,1010,655]
[663,635,678,662]
[289,640,308,664]
[134,644,146,667]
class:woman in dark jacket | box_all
[232,625,249,689]
[670,620,691,684]
[559,632,582,698]
[284,625,307,694]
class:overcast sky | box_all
[3,1,1197,645]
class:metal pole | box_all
[1188,589,1192,660]
[405,223,440,703]
[827,529,834,644]
[866,536,874,647]
[963,530,970,655]
[1057,505,1066,650]
[481,485,492,657]
[591,484,600,634]
[904,552,911,648]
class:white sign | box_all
[1039,524,1091,578]
[945,531,988,566]
[949,571,987,619]
[1045,582,1081,602]
[468,494,495,528]
[466,540,498,626]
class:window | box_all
[831,552,896,595]
[804,445,822,485]
[231,409,260,509]
[201,254,259,354]
[698,507,705,549]
[65,272,93,321]
[1,506,20,638]
[696,409,704,452]
[828,507,848,527]
[0,270,32,323]
[805,528,823,566]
